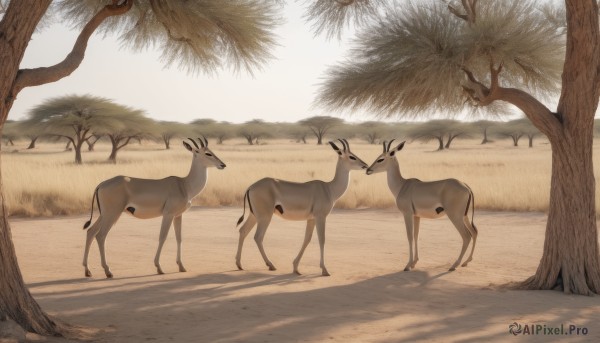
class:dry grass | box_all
[2,138,599,217]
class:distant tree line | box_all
[1,95,551,164]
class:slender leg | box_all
[293,219,315,275]
[254,215,276,271]
[155,215,174,274]
[235,214,257,270]
[461,216,478,267]
[96,227,113,278]
[403,214,414,271]
[410,216,420,269]
[83,220,101,277]
[448,215,471,271]
[173,216,186,272]
[315,217,329,276]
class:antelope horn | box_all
[382,141,388,152]
[187,138,199,149]
[337,138,348,151]
[386,139,396,152]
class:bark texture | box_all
[0,0,133,335]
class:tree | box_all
[357,121,389,144]
[26,95,127,164]
[409,120,471,150]
[157,121,189,150]
[100,106,155,163]
[298,116,344,144]
[85,133,103,151]
[471,120,498,144]
[310,0,600,294]
[190,119,234,144]
[493,120,526,147]
[0,0,277,336]
[1,120,19,146]
[237,119,272,145]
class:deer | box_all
[366,140,478,271]
[235,139,368,276]
[82,137,226,278]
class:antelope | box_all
[235,139,368,276]
[82,137,226,278]
[366,140,477,271]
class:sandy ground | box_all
[9,208,600,342]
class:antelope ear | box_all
[389,141,405,156]
[328,141,342,155]
[183,141,193,152]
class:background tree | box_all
[493,119,526,147]
[409,120,470,150]
[100,106,156,163]
[190,119,234,144]
[357,121,389,144]
[157,121,189,150]
[309,0,600,294]
[1,120,19,146]
[237,119,272,145]
[471,120,498,144]
[298,115,344,144]
[0,0,277,336]
[26,95,124,164]
[85,133,103,151]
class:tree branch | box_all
[11,0,133,94]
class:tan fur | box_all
[366,141,477,271]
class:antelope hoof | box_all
[157,267,164,275]
[178,265,187,273]
[293,269,302,275]
[410,260,419,268]
[461,262,469,267]
[85,269,92,277]
[267,264,277,271]
[449,267,456,272]
[236,262,244,271]
[321,269,330,277]
[105,271,113,278]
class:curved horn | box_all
[342,138,350,150]
[386,139,396,153]
[382,141,388,152]
[337,138,347,151]
[202,135,208,147]
[187,137,199,149]
[197,137,205,148]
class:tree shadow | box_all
[27,269,600,343]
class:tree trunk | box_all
[519,131,600,294]
[436,136,444,150]
[480,127,489,144]
[65,140,72,150]
[528,135,534,148]
[245,136,254,145]
[26,136,38,149]
[108,147,117,163]
[74,142,83,164]
[316,135,323,145]
[0,1,69,336]
[512,135,519,146]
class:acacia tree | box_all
[237,119,272,145]
[0,0,277,337]
[493,120,525,147]
[102,106,155,163]
[298,115,344,144]
[310,0,600,294]
[26,94,125,164]
[409,120,471,150]
[157,121,190,149]
[471,120,498,144]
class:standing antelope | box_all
[82,137,226,278]
[235,139,368,276]
[366,140,477,271]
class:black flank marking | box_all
[275,205,284,214]
[127,207,136,215]
[436,207,444,214]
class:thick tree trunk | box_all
[528,135,534,148]
[316,135,323,145]
[108,147,118,163]
[519,131,600,294]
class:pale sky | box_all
[12,2,368,124]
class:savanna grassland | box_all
[3,137,596,217]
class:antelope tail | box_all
[236,190,252,226]
[83,187,100,230]
[464,185,477,235]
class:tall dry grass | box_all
[2,138,599,217]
